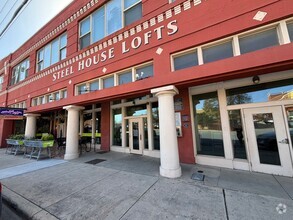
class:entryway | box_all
[243,106,293,176]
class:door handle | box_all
[279,138,289,144]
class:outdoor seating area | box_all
[5,134,55,160]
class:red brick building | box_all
[0,0,293,177]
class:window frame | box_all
[36,33,67,72]
[11,58,30,85]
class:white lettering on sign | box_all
[122,20,178,54]
[53,20,178,81]
[52,66,74,81]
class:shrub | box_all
[41,134,54,141]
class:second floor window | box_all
[79,0,142,49]
[37,33,67,72]
[0,75,3,91]
[11,58,30,85]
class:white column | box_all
[63,105,85,160]
[24,113,40,138]
[151,85,182,178]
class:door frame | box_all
[129,118,144,154]
[243,106,293,176]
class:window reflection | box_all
[113,108,122,146]
[226,79,293,105]
[152,102,160,150]
[228,110,247,159]
[193,92,224,157]
[286,107,293,145]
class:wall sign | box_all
[0,108,24,116]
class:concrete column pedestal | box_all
[151,85,182,178]
[63,105,85,160]
[24,113,41,138]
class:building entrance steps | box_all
[0,149,293,219]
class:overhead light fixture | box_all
[252,75,260,84]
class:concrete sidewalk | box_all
[0,149,293,219]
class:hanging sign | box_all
[0,108,24,117]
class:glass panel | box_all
[126,104,147,116]
[203,41,233,64]
[193,92,224,157]
[90,81,99,91]
[93,7,105,42]
[80,34,91,50]
[132,121,139,150]
[119,71,132,84]
[228,110,247,159]
[103,76,114,88]
[51,39,59,64]
[124,0,140,9]
[44,44,51,68]
[286,107,293,144]
[107,0,122,35]
[37,49,44,62]
[78,84,87,94]
[113,108,122,146]
[96,111,101,144]
[80,17,90,36]
[60,34,67,48]
[62,90,67,98]
[173,50,198,71]
[40,96,45,104]
[254,113,281,165]
[226,79,293,105]
[124,3,142,26]
[152,102,160,150]
[287,23,293,42]
[136,64,153,80]
[126,119,129,147]
[55,92,60,101]
[83,113,92,133]
[60,48,66,60]
[143,118,148,149]
[239,28,279,54]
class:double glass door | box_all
[244,106,293,176]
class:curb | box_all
[2,185,59,220]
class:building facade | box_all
[0,0,293,178]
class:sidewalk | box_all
[1,149,293,219]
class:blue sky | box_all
[0,0,73,60]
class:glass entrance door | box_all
[244,106,293,176]
[129,118,144,154]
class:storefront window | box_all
[113,108,122,146]
[228,110,247,159]
[83,113,92,133]
[226,79,293,105]
[143,118,148,149]
[126,104,147,116]
[193,92,224,157]
[152,102,160,150]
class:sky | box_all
[0,0,74,60]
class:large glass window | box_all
[203,41,233,64]
[103,76,114,88]
[193,92,224,157]
[37,33,67,72]
[113,108,122,146]
[79,0,142,49]
[173,50,198,71]
[152,102,160,150]
[11,58,30,85]
[226,78,293,105]
[287,22,293,42]
[126,104,147,116]
[135,64,153,80]
[118,71,132,85]
[239,28,279,54]
[228,110,247,159]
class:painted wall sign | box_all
[0,108,24,116]
[52,20,179,82]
